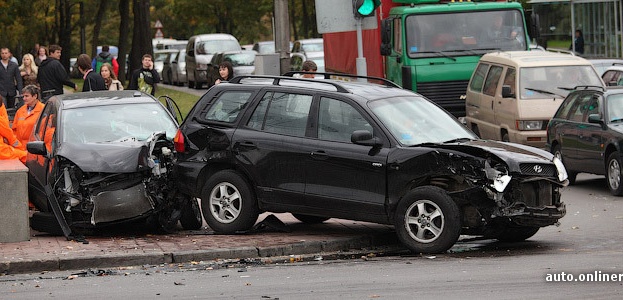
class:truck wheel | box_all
[607,152,623,196]
[394,186,461,253]
[180,196,203,230]
[201,170,259,233]
[291,213,330,224]
[501,131,510,142]
[495,226,539,242]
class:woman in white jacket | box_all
[100,63,124,91]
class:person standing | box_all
[77,54,106,92]
[37,45,77,102]
[100,63,123,90]
[12,85,44,152]
[569,29,585,55]
[92,45,119,77]
[0,48,24,109]
[128,54,160,96]
[19,53,38,87]
[301,60,317,79]
[214,61,234,85]
[35,46,47,66]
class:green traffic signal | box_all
[356,0,380,17]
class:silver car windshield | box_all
[61,103,178,143]
[368,96,476,146]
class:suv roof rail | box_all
[574,85,606,92]
[228,75,350,93]
[282,71,402,89]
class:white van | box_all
[465,51,604,148]
[185,34,241,89]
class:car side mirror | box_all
[380,18,392,56]
[27,141,48,156]
[502,85,515,98]
[588,113,603,124]
[351,130,382,147]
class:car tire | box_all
[180,196,203,230]
[394,186,461,253]
[606,152,623,196]
[188,80,194,89]
[291,213,330,224]
[30,211,64,236]
[494,226,539,242]
[501,131,510,142]
[201,170,259,233]
[194,81,202,89]
[167,70,172,85]
[552,144,576,185]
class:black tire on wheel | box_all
[495,226,540,242]
[180,197,203,230]
[194,81,202,89]
[188,80,194,88]
[291,213,330,224]
[394,186,461,253]
[501,131,510,142]
[30,211,64,236]
[552,144,576,185]
[166,70,172,84]
[201,170,259,233]
[606,152,623,196]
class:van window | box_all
[470,63,489,92]
[503,68,516,96]
[483,65,503,96]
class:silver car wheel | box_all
[404,199,444,244]
[608,158,621,191]
[209,182,241,224]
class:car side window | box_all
[555,93,578,119]
[470,63,489,92]
[568,93,595,122]
[582,95,601,122]
[602,70,621,86]
[247,91,312,137]
[318,97,372,143]
[35,101,58,152]
[204,91,253,123]
[502,67,516,96]
[483,65,503,96]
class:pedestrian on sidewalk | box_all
[37,45,77,102]
[0,47,24,109]
[100,63,123,90]
[77,54,106,92]
[128,54,160,96]
[92,45,119,77]
[19,53,38,87]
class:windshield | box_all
[520,65,603,99]
[224,52,256,67]
[61,103,178,143]
[197,40,241,55]
[405,10,526,57]
[369,96,476,146]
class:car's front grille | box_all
[416,80,469,118]
[520,163,556,177]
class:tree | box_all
[129,0,152,77]
[118,0,131,82]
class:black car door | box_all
[575,94,605,174]
[303,95,389,222]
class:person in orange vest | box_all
[0,96,26,161]
[12,85,44,154]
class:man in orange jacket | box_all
[0,97,26,161]
[12,85,44,154]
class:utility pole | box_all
[274,0,290,75]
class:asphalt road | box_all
[2,174,621,299]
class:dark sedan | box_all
[547,86,623,195]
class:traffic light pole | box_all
[355,17,367,80]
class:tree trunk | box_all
[289,0,298,41]
[130,0,153,78]
[58,0,72,72]
[91,1,109,58]
[118,0,131,83]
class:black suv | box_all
[174,74,567,253]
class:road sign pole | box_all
[356,17,367,80]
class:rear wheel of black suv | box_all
[394,186,461,254]
[201,170,259,233]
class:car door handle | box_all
[310,150,328,160]
[237,141,257,149]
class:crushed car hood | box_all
[58,141,149,173]
[425,139,554,173]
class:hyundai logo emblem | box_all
[533,165,543,173]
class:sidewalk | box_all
[0,213,400,275]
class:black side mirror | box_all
[502,85,515,98]
[588,113,606,129]
[380,19,392,56]
[351,130,382,147]
[529,13,541,40]
[27,141,47,156]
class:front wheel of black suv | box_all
[607,152,623,196]
[394,186,461,254]
[291,214,330,224]
[201,170,259,233]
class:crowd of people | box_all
[0,44,161,162]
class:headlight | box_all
[553,157,568,181]
[516,120,543,130]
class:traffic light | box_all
[353,0,381,18]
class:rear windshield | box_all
[197,40,241,54]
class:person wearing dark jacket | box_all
[128,54,160,96]
[77,54,106,92]
[37,45,77,102]
[0,47,24,109]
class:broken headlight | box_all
[552,156,568,182]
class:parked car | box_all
[547,86,623,194]
[290,51,325,73]
[173,73,567,253]
[26,91,202,237]
[154,49,178,79]
[465,51,603,148]
[601,63,623,87]
[185,34,242,89]
[291,38,324,56]
[589,58,623,76]
[162,49,187,86]
[207,50,257,86]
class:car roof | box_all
[480,51,593,68]
[191,33,238,41]
[604,65,623,72]
[220,50,257,56]
[54,91,161,110]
